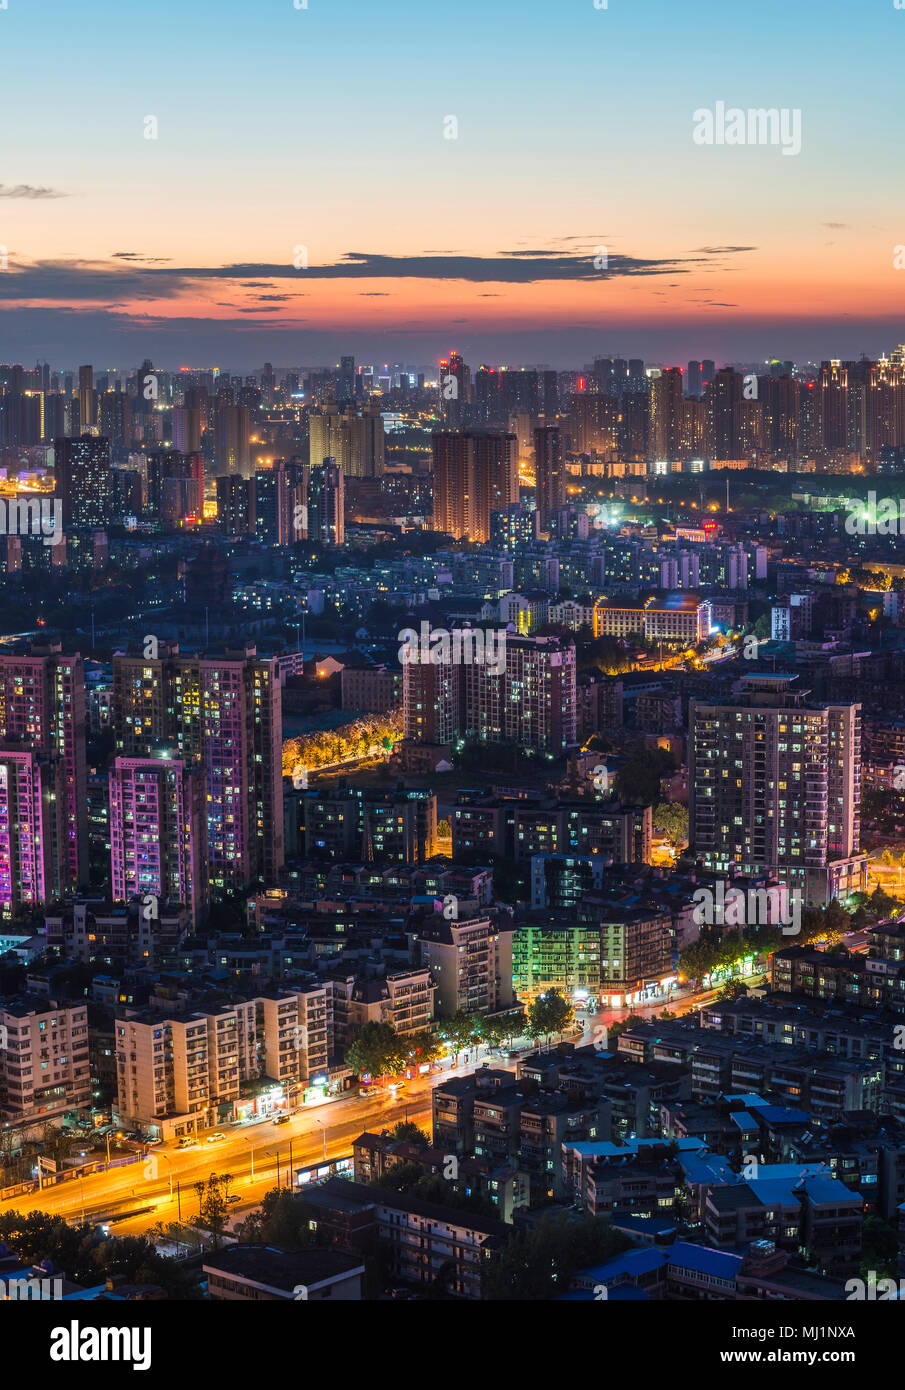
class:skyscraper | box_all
[438,351,471,427]
[0,747,67,914]
[649,368,684,461]
[403,633,576,755]
[109,751,209,927]
[570,393,618,456]
[533,423,566,528]
[432,431,518,542]
[55,435,113,528]
[306,459,345,546]
[213,401,251,476]
[216,474,256,535]
[308,401,385,478]
[78,364,96,430]
[112,645,283,894]
[704,369,744,459]
[0,644,87,889]
[689,675,864,903]
[338,355,356,403]
[255,460,308,546]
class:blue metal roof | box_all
[666,1241,743,1280]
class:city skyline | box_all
[1,0,903,363]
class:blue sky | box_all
[0,0,902,367]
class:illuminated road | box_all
[0,1066,464,1237]
[0,976,746,1238]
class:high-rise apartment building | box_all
[0,644,88,889]
[704,369,744,460]
[255,460,308,545]
[216,474,256,535]
[109,752,209,927]
[213,402,251,476]
[402,633,576,755]
[78,364,96,430]
[412,911,515,1018]
[309,401,385,478]
[55,435,113,528]
[438,351,471,427]
[432,431,518,542]
[649,367,684,461]
[115,987,330,1133]
[112,644,283,894]
[306,459,345,546]
[0,747,67,914]
[689,675,864,903]
[533,423,566,528]
[0,997,90,1123]
[570,393,619,456]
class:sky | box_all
[0,0,903,370]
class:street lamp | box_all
[314,1117,328,1161]
[157,1150,174,1198]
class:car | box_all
[176,1137,197,1149]
[359,1086,376,1099]
[206,1132,226,1144]
[272,1114,290,1125]
[226,1194,241,1205]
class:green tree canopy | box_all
[482,1213,632,1300]
[345,1022,409,1081]
[652,801,689,846]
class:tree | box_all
[614,748,677,805]
[0,1209,199,1297]
[437,1012,479,1065]
[370,1161,425,1193]
[607,1013,643,1041]
[527,988,575,1046]
[345,1022,408,1082]
[478,1014,512,1053]
[194,1172,231,1247]
[652,801,689,847]
[860,1215,899,1281]
[237,1188,314,1250]
[404,1030,443,1068]
[391,1121,431,1147]
[482,1213,632,1300]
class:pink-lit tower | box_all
[0,747,66,914]
[0,643,87,891]
[109,751,209,927]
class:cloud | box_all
[0,245,758,307]
[0,184,67,200]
